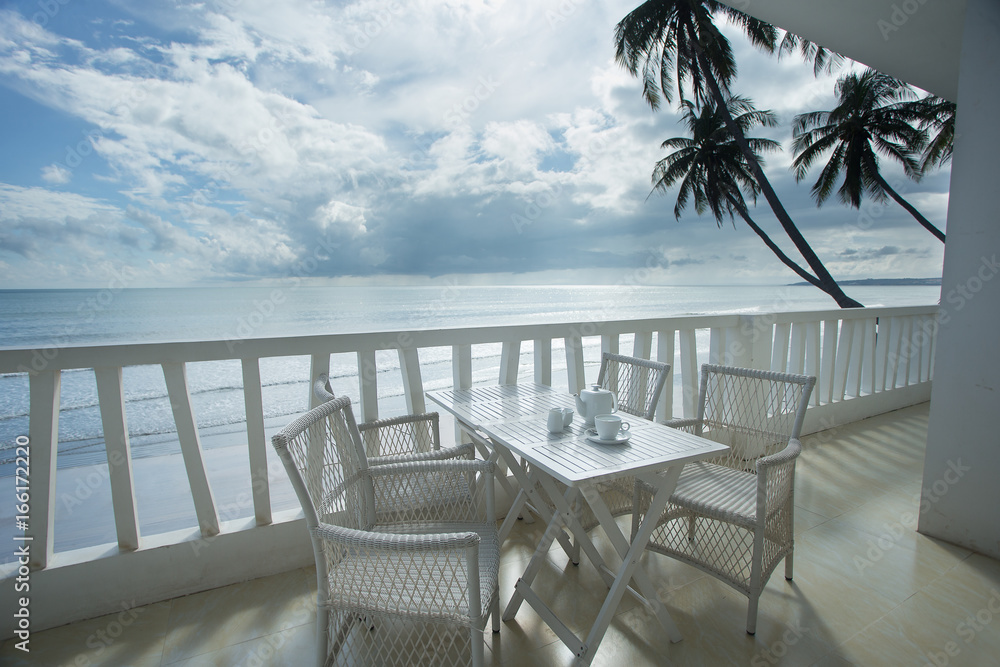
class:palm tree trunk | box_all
[692,46,863,309]
[726,194,824,288]
[873,173,946,242]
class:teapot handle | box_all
[612,391,618,413]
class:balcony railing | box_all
[0,305,938,638]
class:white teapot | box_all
[575,385,618,426]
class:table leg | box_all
[502,481,578,622]
[498,487,528,543]
[569,466,684,664]
[582,467,685,644]
[534,475,617,588]
[494,443,577,561]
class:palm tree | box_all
[653,97,824,288]
[615,0,862,307]
[791,68,946,243]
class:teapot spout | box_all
[574,393,586,417]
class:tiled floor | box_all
[4,403,1000,666]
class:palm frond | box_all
[720,6,777,54]
[791,110,831,135]
[921,117,955,171]
[778,31,845,75]
[791,132,839,181]
[813,143,846,204]
[904,97,956,172]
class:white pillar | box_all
[919,0,1000,558]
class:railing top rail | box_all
[763,304,940,324]
[0,305,938,373]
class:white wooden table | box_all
[427,383,728,666]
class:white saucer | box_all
[585,428,630,445]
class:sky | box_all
[0,0,950,290]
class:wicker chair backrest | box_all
[696,365,815,473]
[597,353,671,421]
[273,395,371,531]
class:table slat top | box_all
[427,384,728,486]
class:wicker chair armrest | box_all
[756,438,802,516]
[312,522,480,552]
[370,458,494,478]
[359,411,440,433]
[662,417,700,433]
[757,437,802,472]
[369,442,475,467]
[313,374,335,402]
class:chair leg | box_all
[746,528,765,635]
[746,594,760,635]
[491,596,500,633]
[785,551,794,580]
[687,513,697,541]
[316,608,330,667]
[569,534,581,565]
[471,628,484,667]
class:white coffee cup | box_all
[594,414,629,440]
[547,408,566,433]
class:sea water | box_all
[0,283,939,472]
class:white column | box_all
[398,347,426,414]
[94,367,140,551]
[241,358,271,526]
[27,371,60,569]
[162,363,219,537]
[919,0,1000,558]
[499,340,521,385]
[533,338,552,386]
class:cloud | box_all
[125,206,198,254]
[314,200,369,238]
[41,164,71,184]
[0,183,119,224]
[840,245,926,260]
[666,256,707,268]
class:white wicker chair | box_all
[272,395,500,667]
[634,364,815,634]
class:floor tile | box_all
[833,583,1000,667]
[161,568,315,664]
[796,514,968,607]
[0,600,171,667]
[165,622,315,667]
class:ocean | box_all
[0,283,940,473]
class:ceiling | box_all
[719,0,966,101]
